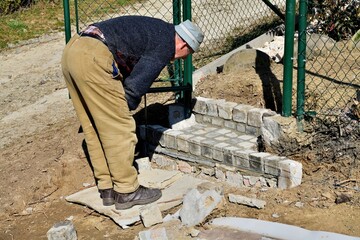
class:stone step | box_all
[138,122,302,189]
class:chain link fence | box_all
[70,0,285,69]
[301,0,359,123]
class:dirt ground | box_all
[0,32,359,240]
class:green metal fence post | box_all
[296,0,307,125]
[171,0,182,90]
[182,0,193,117]
[282,0,296,117]
[63,0,71,43]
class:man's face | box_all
[173,34,194,60]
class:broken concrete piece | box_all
[66,171,206,228]
[228,194,266,209]
[47,221,77,240]
[140,203,163,227]
[138,227,168,240]
[180,188,223,227]
[135,157,152,171]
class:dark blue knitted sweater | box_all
[93,16,175,110]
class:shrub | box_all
[0,0,33,15]
[308,0,360,41]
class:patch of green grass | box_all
[0,0,141,51]
[0,0,66,50]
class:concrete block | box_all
[236,122,246,132]
[179,188,223,227]
[140,203,163,227]
[245,125,260,135]
[224,120,236,129]
[193,97,209,114]
[47,221,77,240]
[247,108,270,127]
[233,149,257,169]
[263,155,286,176]
[249,152,271,172]
[261,114,283,146]
[217,101,238,120]
[177,133,193,153]
[212,142,230,162]
[232,104,252,123]
[206,99,226,117]
[202,114,212,123]
[226,171,243,188]
[163,129,183,149]
[139,227,168,240]
[228,194,266,209]
[211,116,224,127]
[201,139,217,159]
[188,136,206,156]
[278,159,302,189]
[223,146,241,165]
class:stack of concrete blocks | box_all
[138,97,302,189]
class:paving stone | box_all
[224,120,236,129]
[213,142,230,162]
[140,203,163,227]
[249,152,272,172]
[236,122,246,132]
[177,133,194,153]
[201,139,217,159]
[217,101,238,120]
[193,97,210,114]
[188,136,206,156]
[232,104,252,123]
[233,149,257,169]
[164,130,183,149]
[211,116,224,126]
[263,155,286,176]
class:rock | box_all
[47,221,77,240]
[228,194,266,209]
[135,157,152,171]
[140,203,163,227]
[179,188,223,227]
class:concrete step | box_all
[138,121,302,189]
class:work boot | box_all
[114,185,162,210]
[99,188,115,206]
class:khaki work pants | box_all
[61,34,139,193]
